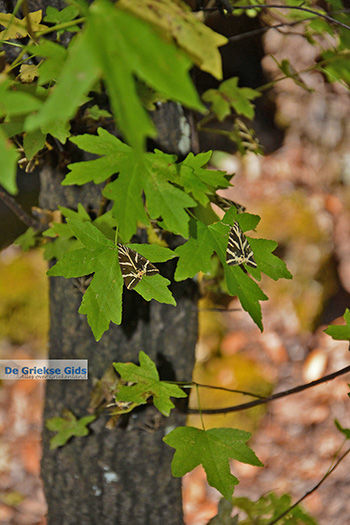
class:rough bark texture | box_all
[37,86,199,525]
[39,161,198,524]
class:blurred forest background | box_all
[0,10,350,525]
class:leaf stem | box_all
[195,384,206,431]
[36,17,85,36]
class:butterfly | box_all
[226,222,257,268]
[117,244,159,290]
[210,194,246,213]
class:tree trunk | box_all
[39,104,198,523]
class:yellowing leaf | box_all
[19,64,39,83]
[119,0,227,79]
[0,11,48,40]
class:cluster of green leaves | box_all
[209,493,317,524]
[47,301,350,501]
[111,351,263,501]
[0,2,289,340]
[41,129,291,339]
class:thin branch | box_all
[186,364,350,414]
[228,19,307,42]
[198,307,241,312]
[173,380,268,399]
[195,4,350,32]
[268,447,350,524]
[0,186,41,230]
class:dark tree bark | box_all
[39,101,198,524]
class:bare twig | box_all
[228,19,308,42]
[195,4,350,32]
[0,186,41,230]
[268,447,350,524]
[186,364,350,414]
[173,380,267,399]
[198,307,241,312]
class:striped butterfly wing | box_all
[117,244,159,290]
[211,194,246,213]
[226,222,257,268]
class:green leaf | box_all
[102,155,149,240]
[324,309,350,340]
[232,492,317,524]
[114,351,186,416]
[43,237,78,262]
[0,116,26,138]
[0,81,42,118]
[46,411,96,449]
[44,5,79,25]
[127,243,177,262]
[47,247,100,278]
[143,170,195,237]
[41,119,71,144]
[47,216,123,341]
[135,273,176,306]
[25,29,100,134]
[78,254,123,341]
[14,227,37,251]
[181,151,230,190]
[84,104,112,120]
[0,129,19,194]
[321,50,350,85]
[272,57,313,92]
[23,129,46,160]
[203,77,261,121]
[248,238,292,281]
[175,216,271,330]
[28,40,68,86]
[174,221,214,280]
[67,216,112,250]
[163,426,262,500]
[86,2,203,150]
[208,499,238,525]
[178,152,230,206]
[224,266,267,331]
[66,129,195,239]
[334,419,350,439]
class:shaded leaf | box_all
[114,351,186,415]
[14,227,37,251]
[324,309,350,340]
[203,77,260,121]
[0,128,19,194]
[23,128,46,160]
[46,411,96,449]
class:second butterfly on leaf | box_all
[117,244,159,290]
[226,222,257,268]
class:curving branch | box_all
[186,364,350,414]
